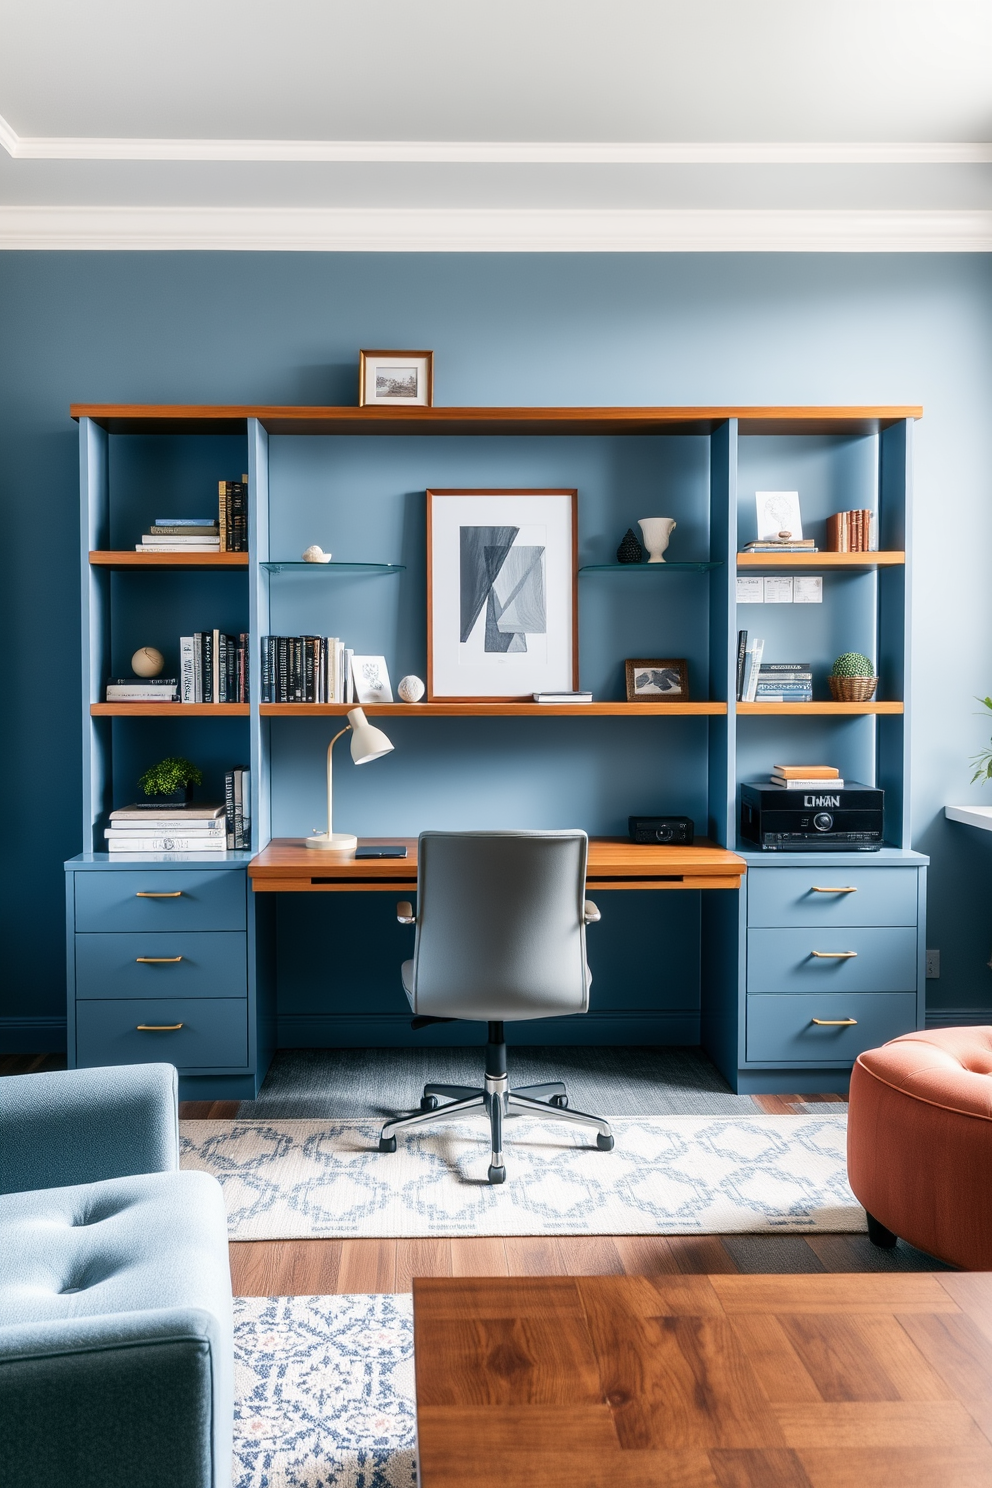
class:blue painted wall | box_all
[2,251,991,1048]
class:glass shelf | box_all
[260,561,405,574]
[578,561,722,572]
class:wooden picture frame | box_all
[625,658,689,703]
[427,488,579,701]
[359,350,434,408]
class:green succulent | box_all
[138,756,203,798]
[970,697,992,784]
[831,652,875,679]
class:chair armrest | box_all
[0,1064,179,1195]
[397,900,416,924]
[583,900,601,924]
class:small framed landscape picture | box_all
[359,350,434,408]
[625,658,689,703]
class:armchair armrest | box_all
[0,1064,179,1196]
[583,900,601,924]
[397,900,416,924]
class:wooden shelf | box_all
[91,703,250,716]
[259,701,728,717]
[737,701,903,715]
[737,551,905,569]
[89,551,248,570]
[72,404,922,438]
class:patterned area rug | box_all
[181,1113,863,1239]
[234,1293,415,1488]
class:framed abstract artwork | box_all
[427,489,578,701]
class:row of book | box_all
[134,479,248,553]
[105,633,249,703]
[736,634,813,702]
[260,636,355,704]
[825,509,877,552]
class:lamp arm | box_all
[325,727,349,838]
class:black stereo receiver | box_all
[740,782,883,851]
[629,816,694,845]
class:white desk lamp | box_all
[305,706,394,851]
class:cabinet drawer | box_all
[75,998,248,1070]
[747,926,918,993]
[75,932,246,1000]
[747,867,918,928]
[75,870,246,932]
[747,992,918,1063]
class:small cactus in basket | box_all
[828,652,878,701]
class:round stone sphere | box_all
[398,674,426,703]
[132,646,165,678]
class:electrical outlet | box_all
[926,949,940,979]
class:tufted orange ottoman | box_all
[848,1026,992,1269]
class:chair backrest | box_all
[410,830,591,1021]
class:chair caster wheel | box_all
[379,1136,397,1153]
[420,1095,439,1111]
[550,1094,569,1109]
[488,1164,506,1185]
[597,1133,614,1152]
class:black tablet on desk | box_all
[354,845,408,858]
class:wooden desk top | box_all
[413,1272,992,1488]
[247,837,747,892]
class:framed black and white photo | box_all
[625,657,689,703]
[427,489,578,701]
[359,350,434,408]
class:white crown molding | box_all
[1,205,990,251]
[0,116,990,165]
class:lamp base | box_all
[305,832,358,852]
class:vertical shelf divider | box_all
[707,417,738,847]
[248,417,271,852]
[80,416,111,855]
[877,417,912,848]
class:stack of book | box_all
[826,509,876,552]
[219,478,248,553]
[180,633,249,703]
[104,803,227,853]
[137,518,219,553]
[769,765,844,789]
[261,636,354,703]
[105,677,178,702]
[742,538,818,553]
[752,662,813,702]
[224,767,251,849]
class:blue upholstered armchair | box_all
[0,1064,233,1488]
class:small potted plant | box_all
[970,697,992,783]
[828,652,878,702]
[138,756,203,806]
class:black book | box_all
[261,636,274,703]
[277,637,289,703]
[108,677,178,685]
[302,636,317,703]
[290,638,303,702]
[224,768,236,847]
[202,631,214,703]
[735,630,748,701]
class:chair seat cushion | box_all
[0,1169,230,1330]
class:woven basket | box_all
[829,674,878,702]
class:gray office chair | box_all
[378,830,614,1183]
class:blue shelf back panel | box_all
[107,433,249,548]
[736,434,879,550]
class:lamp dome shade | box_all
[347,707,394,764]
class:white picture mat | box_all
[364,355,431,406]
[430,492,574,698]
[755,490,803,541]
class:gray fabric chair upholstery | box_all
[0,1064,232,1488]
[381,830,613,1182]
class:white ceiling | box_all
[1,0,990,248]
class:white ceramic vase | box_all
[638,517,677,563]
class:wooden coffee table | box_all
[413,1273,992,1488]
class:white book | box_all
[741,638,765,702]
[180,636,195,703]
[770,777,845,789]
[533,692,593,703]
[107,836,227,852]
[343,648,354,704]
[110,803,225,822]
[105,688,177,701]
[212,629,220,703]
[326,638,339,703]
[134,544,220,552]
[106,823,226,837]
[142,534,221,546]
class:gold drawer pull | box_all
[136,1023,183,1031]
[811,1017,858,1026]
[135,956,183,963]
[135,891,183,898]
[811,886,857,893]
[811,950,857,958]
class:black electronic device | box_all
[354,845,408,858]
[628,815,695,845]
[740,782,883,851]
